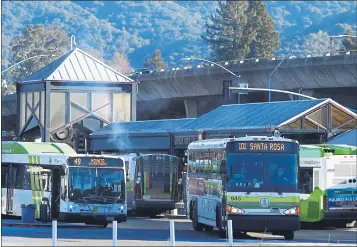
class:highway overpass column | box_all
[184,99,198,118]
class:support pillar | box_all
[131,83,137,121]
[184,99,197,118]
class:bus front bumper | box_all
[134,199,176,212]
[60,212,127,223]
[324,210,357,221]
[227,215,300,232]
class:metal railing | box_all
[131,50,357,76]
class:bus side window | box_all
[15,165,27,190]
[1,166,8,188]
[299,168,313,194]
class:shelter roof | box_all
[177,99,327,131]
[328,129,357,146]
[20,48,133,83]
[90,118,195,137]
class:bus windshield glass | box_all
[227,153,298,193]
[68,167,125,203]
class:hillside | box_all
[1,1,356,69]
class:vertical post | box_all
[52,220,57,247]
[228,220,233,247]
[170,220,175,246]
[112,220,117,247]
[268,74,272,102]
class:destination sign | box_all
[68,157,124,167]
[229,141,297,153]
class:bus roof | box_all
[1,141,77,155]
[188,136,297,150]
[300,145,325,158]
[318,144,357,155]
[300,144,357,158]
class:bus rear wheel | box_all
[283,231,294,240]
[191,203,204,231]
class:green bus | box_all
[299,144,357,227]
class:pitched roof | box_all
[328,129,357,146]
[21,48,133,83]
[176,99,327,131]
[90,118,195,137]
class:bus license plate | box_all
[270,208,279,213]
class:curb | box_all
[164,215,187,220]
[2,223,103,229]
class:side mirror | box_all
[220,160,227,174]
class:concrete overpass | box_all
[2,53,357,132]
[132,53,357,119]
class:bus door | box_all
[6,165,15,214]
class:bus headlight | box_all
[136,177,141,184]
[178,178,182,185]
[284,206,299,215]
[226,205,245,215]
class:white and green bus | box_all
[1,141,127,227]
[186,135,300,240]
[299,144,357,228]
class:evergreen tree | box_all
[143,49,167,71]
[5,24,70,84]
[201,0,279,61]
[342,26,357,51]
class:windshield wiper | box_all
[275,187,283,196]
[246,188,253,195]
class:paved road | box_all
[2,218,357,246]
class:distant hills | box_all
[2,1,356,69]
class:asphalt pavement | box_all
[2,217,357,246]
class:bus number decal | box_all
[230,196,242,201]
[74,158,81,165]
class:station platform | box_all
[1,219,103,229]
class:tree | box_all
[5,24,70,84]
[303,30,340,55]
[143,49,167,71]
[201,0,279,61]
[107,52,133,75]
[342,26,357,51]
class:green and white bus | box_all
[299,144,357,228]
[1,141,127,227]
[186,135,300,240]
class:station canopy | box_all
[90,98,356,140]
[20,48,133,84]
[90,118,195,137]
[176,98,356,134]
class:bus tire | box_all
[283,231,294,240]
[192,202,204,231]
[205,225,214,232]
[219,229,226,238]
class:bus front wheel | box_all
[283,231,294,240]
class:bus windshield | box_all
[227,153,298,193]
[68,167,125,203]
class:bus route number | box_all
[230,196,241,201]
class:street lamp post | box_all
[182,57,242,103]
[1,54,56,74]
[268,59,285,102]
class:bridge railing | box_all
[130,50,357,76]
